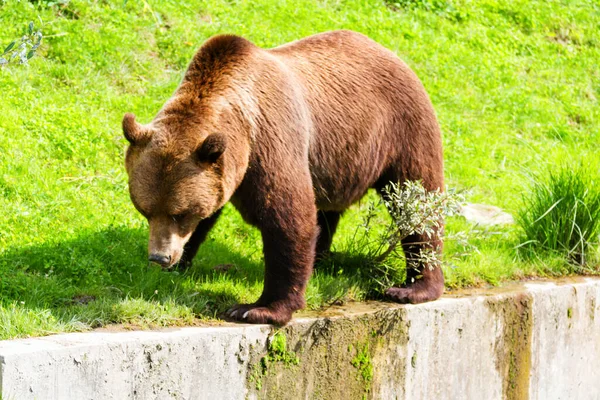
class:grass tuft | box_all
[517,165,600,266]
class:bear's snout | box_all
[147,217,192,268]
[149,253,172,267]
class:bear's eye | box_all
[171,213,188,223]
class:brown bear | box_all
[123,30,444,325]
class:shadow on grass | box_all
[0,226,269,337]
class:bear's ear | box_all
[122,113,151,145]
[196,133,227,163]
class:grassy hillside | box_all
[0,0,599,338]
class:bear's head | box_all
[122,110,246,269]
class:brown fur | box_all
[123,30,445,325]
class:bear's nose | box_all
[149,253,171,267]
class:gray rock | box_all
[460,202,515,226]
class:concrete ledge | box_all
[1,279,599,399]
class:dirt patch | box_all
[93,319,226,333]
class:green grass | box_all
[1,0,599,339]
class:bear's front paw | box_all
[225,303,292,326]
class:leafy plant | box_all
[345,181,463,293]
[517,166,600,266]
[0,22,43,68]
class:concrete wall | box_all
[1,279,599,399]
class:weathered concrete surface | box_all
[1,278,599,400]
[528,281,600,400]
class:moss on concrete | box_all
[486,293,533,400]
[351,343,373,392]
[249,331,300,390]
[246,308,409,399]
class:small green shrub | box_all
[517,166,600,266]
[341,181,463,294]
[0,22,42,67]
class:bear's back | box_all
[268,31,440,210]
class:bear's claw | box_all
[225,303,292,325]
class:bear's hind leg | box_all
[385,232,444,304]
[375,157,445,303]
